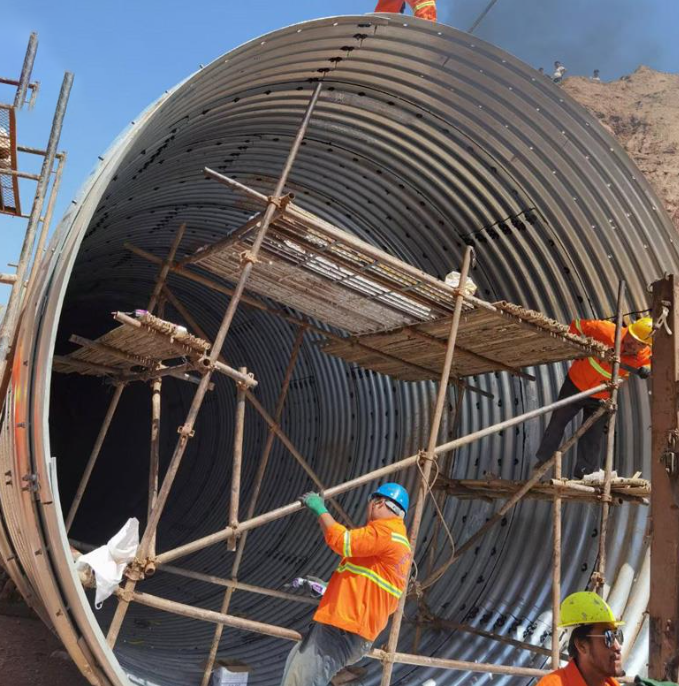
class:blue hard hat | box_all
[371,483,409,513]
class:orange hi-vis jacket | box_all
[568,319,652,400]
[536,659,619,686]
[374,0,437,21]
[313,517,412,641]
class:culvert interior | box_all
[5,13,678,686]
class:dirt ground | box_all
[0,613,90,686]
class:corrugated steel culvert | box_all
[1,13,676,686]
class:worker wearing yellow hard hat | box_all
[537,591,624,686]
[535,316,653,478]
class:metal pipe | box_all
[65,383,126,532]
[552,450,563,668]
[380,246,473,686]
[27,150,67,294]
[147,376,162,565]
[13,32,38,109]
[593,280,625,591]
[147,224,186,314]
[156,382,609,565]
[0,72,72,401]
[228,368,247,551]
[199,328,307,686]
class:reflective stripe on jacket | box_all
[568,319,651,399]
[313,518,412,641]
[536,659,619,686]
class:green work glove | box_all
[635,678,677,686]
[300,492,328,517]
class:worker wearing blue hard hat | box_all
[279,482,411,686]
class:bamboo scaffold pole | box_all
[380,246,473,686]
[106,81,323,648]
[65,383,126,532]
[552,449,563,668]
[199,327,307,686]
[592,280,625,592]
[228,368,247,552]
[147,375,162,567]
[155,382,609,566]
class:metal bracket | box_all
[177,425,195,438]
[662,429,679,477]
[21,473,39,492]
[655,301,673,336]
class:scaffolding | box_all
[59,84,650,685]
[0,32,73,405]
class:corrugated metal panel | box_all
[2,13,675,686]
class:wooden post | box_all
[592,280,625,592]
[106,83,323,648]
[199,327,306,686]
[65,383,125,532]
[552,450,562,668]
[228,369,247,552]
[649,275,679,681]
[380,247,473,686]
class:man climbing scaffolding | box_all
[535,317,653,478]
[374,0,437,22]
[279,483,411,686]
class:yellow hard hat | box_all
[627,317,653,346]
[559,591,624,628]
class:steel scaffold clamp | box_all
[177,425,195,438]
[661,429,679,477]
[239,250,259,267]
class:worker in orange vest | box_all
[374,0,437,22]
[279,483,411,686]
[535,317,652,478]
[537,591,624,686]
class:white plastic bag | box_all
[444,271,478,296]
[582,469,617,484]
[75,518,139,608]
[211,666,249,686]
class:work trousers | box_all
[280,622,372,686]
[374,0,437,21]
[535,375,610,479]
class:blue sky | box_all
[1,0,677,305]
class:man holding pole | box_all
[279,483,411,686]
[535,317,652,478]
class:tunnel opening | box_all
[5,14,675,686]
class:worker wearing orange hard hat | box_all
[279,483,411,686]
[537,591,624,686]
[374,0,437,22]
[535,317,652,478]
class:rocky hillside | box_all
[563,66,679,229]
